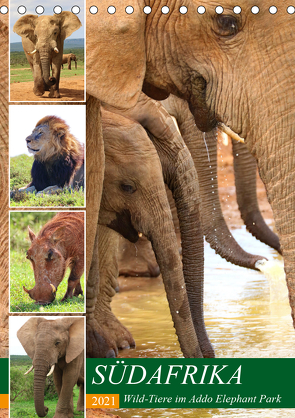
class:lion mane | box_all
[29,116,84,191]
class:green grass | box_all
[10,359,83,418]
[10,212,85,313]
[10,154,32,190]
[10,387,83,418]
[10,154,85,207]
[10,49,84,84]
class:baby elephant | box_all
[18,317,84,418]
[24,212,84,305]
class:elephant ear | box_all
[66,318,84,363]
[17,317,47,359]
[58,11,82,40]
[86,0,146,109]
[13,15,38,44]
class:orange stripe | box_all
[86,394,119,409]
[0,394,9,408]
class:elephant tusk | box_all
[138,232,143,237]
[27,49,37,55]
[24,365,34,375]
[47,364,55,377]
[218,123,245,143]
[50,284,56,294]
[54,47,59,53]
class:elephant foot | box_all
[76,403,84,412]
[53,412,73,418]
[87,313,135,358]
[49,89,61,98]
[118,235,160,278]
[33,88,45,97]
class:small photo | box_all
[9,105,85,208]
[10,211,85,313]
[10,316,85,418]
[9,0,85,102]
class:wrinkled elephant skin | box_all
[86,0,295,329]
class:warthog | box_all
[24,212,84,305]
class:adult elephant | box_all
[86,0,295,329]
[61,53,77,70]
[18,317,84,418]
[13,12,81,98]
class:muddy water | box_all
[111,226,295,418]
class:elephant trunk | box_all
[39,47,56,87]
[33,359,49,417]
[232,139,281,253]
[143,194,203,358]
[147,129,214,358]
[130,95,214,357]
[163,96,266,270]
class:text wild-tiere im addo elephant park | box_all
[1,1,295,418]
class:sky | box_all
[10,316,51,355]
[10,0,85,43]
[9,105,86,157]
[9,316,85,355]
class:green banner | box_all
[0,359,8,394]
[86,358,294,409]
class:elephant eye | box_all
[120,183,137,194]
[55,341,60,346]
[215,15,240,38]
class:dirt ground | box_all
[10,75,85,102]
[87,410,121,418]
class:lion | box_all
[11,116,84,197]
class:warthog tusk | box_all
[54,47,59,53]
[24,365,34,375]
[138,232,143,238]
[27,49,37,55]
[218,123,245,143]
[47,364,55,377]
[50,284,56,293]
[23,286,30,294]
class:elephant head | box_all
[13,12,81,87]
[87,1,295,329]
[17,317,84,417]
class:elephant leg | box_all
[49,60,61,98]
[53,364,63,397]
[91,226,135,357]
[62,263,84,301]
[76,380,84,411]
[54,356,82,418]
[32,59,45,97]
